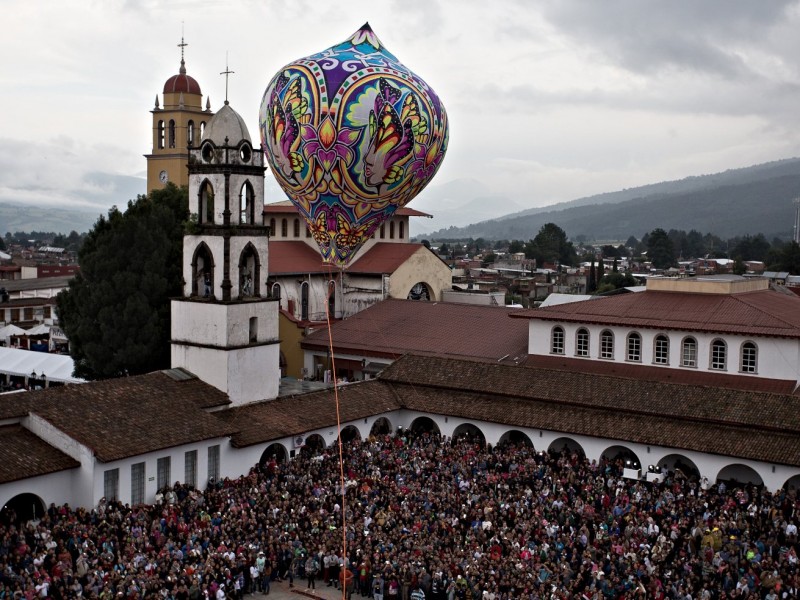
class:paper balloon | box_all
[260,23,448,267]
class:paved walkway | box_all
[246,580,351,600]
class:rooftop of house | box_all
[6,349,800,471]
[301,298,529,364]
[513,279,800,338]
[0,370,234,462]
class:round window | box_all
[239,143,252,163]
[201,142,214,163]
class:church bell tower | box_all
[146,37,214,192]
[170,93,281,405]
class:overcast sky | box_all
[3,0,800,215]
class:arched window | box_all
[168,120,176,148]
[293,218,300,237]
[301,282,309,321]
[238,243,260,299]
[271,283,281,300]
[240,181,255,224]
[710,339,727,370]
[399,221,405,239]
[550,326,565,355]
[187,120,195,146]
[191,243,214,298]
[380,224,385,239]
[200,121,206,138]
[389,221,395,239]
[198,180,214,225]
[653,334,669,365]
[740,341,758,373]
[281,219,288,237]
[575,328,589,357]
[269,218,276,236]
[600,330,614,359]
[158,120,165,149]
[626,332,641,362]
[681,337,697,367]
[306,224,312,238]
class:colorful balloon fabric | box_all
[260,23,448,267]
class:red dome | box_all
[163,60,201,95]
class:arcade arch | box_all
[547,437,585,458]
[601,445,642,470]
[409,417,440,435]
[452,423,485,446]
[497,430,534,448]
[337,425,361,445]
[259,443,288,466]
[1,493,46,523]
[716,464,763,487]
[370,417,392,437]
[656,454,700,481]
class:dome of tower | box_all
[202,102,251,145]
[163,59,202,95]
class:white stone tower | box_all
[170,100,280,405]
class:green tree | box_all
[0,237,5,251]
[57,184,189,379]
[769,241,800,274]
[525,223,578,267]
[646,228,675,269]
[508,240,525,254]
[597,270,638,294]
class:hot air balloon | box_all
[260,23,448,267]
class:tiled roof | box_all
[379,354,800,467]
[219,380,401,448]
[263,201,430,218]
[512,288,800,338]
[523,354,799,395]
[268,241,331,275]
[0,372,235,462]
[346,244,429,274]
[0,425,80,484]
[301,299,528,364]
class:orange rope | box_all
[324,263,347,600]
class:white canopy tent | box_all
[0,324,26,339]
[25,323,51,336]
[0,347,84,384]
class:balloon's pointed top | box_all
[347,22,384,50]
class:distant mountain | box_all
[407,178,525,236]
[427,158,800,241]
[0,202,104,236]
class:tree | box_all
[0,236,5,251]
[525,223,578,267]
[508,240,525,254]
[768,241,800,274]
[57,184,189,379]
[597,270,638,294]
[646,228,675,269]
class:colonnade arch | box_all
[548,437,585,458]
[656,454,700,481]
[716,464,763,487]
[409,417,440,435]
[337,425,361,445]
[497,430,534,448]
[259,443,288,466]
[300,434,326,457]
[1,493,46,523]
[370,417,392,437]
[601,445,642,470]
[452,423,486,446]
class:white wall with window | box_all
[530,321,799,381]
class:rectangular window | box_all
[741,344,757,373]
[131,462,145,505]
[24,308,34,321]
[576,331,589,357]
[157,456,171,491]
[185,450,197,488]
[627,335,641,362]
[208,445,220,483]
[654,336,669,365]
[600,333,614,359]
[681,340,697,367]
[551,328,564,355]
[10,308,19,322]
[103,468,119,501]
[711,342,727,370]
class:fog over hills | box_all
[422,158,800,242]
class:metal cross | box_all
[220,54,234,104]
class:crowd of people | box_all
[1,429,799,600]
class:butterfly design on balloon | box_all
[260,23,448,266]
